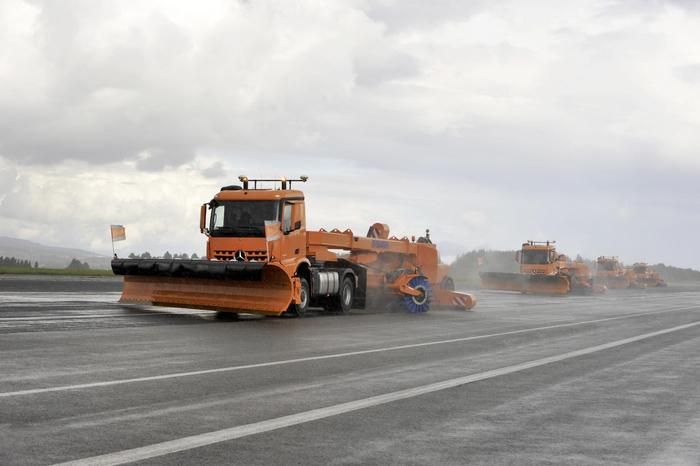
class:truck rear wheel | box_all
[333,277,354,313]
[440,276,455,291]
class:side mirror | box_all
[514,251,521,263]
[291,203,304,231]
[199,204,208,234]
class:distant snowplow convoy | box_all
[112,176,668,313]
[594,257,666,289]
[479,242,666,295]
[112,176,475,317]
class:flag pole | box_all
[110,225,126,259]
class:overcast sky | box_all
[1,0,699,267]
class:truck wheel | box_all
[440,276,455,291]
[291,277,310,317]
[333,277,354,313]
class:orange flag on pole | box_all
[110,225,126,242]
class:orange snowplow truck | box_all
[112,176,476,317]
[479,241,595,295]
[596,256,635,289]
[627,263,667,288]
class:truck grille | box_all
[214,250,268,262]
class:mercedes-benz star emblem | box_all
[234,250,247,262]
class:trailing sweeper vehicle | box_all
[627,262,667,288]
[479,241,596,295]
[112,176,476,316]
[596,256,635,289]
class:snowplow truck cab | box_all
[516,241,564,275]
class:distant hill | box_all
[450,250,700,288]
[0,236,111,270]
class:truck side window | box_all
[283,204,292,232]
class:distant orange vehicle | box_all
[112,176,476,317]
[480,241,597,295]
[627,262,667,288]
[595,256,635,289]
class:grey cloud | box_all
[0,165,18,201]
[354,48,420,87]
[675,63,700,82]
[200,160,227,178]
[362,0,490,32]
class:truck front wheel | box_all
[291,277,310,317]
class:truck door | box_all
[280,200,306,265]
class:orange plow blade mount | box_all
[115,260,295,316]
[480,272,570,295]
[432,288,477,310]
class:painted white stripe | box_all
[0,308,215,322]
[54,320,700,466]
[2,306,697,399]
[0,314,154,322]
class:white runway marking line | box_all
[2,305,697,399]
[0,308,215,322]
[0,314,155,321]
[53,320,700,466]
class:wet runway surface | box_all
[1,275,699,465]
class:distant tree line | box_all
[652,264,700,283]
[0,256,37,268]
[67,258,90,270]
[127,252,201,260]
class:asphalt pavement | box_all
[1,274,699,465]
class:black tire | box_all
[291,277,310,317]
[440,276,455,291]
[331,277,354,313]
[215,311,239,321]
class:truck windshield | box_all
[521,249,550,265]
[209,201,279,237]
[598,262,615,271]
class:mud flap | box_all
[118,263,295,316]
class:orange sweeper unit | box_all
[112,176,476,316]
[627,262,667,288]
[595,256,635,289]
